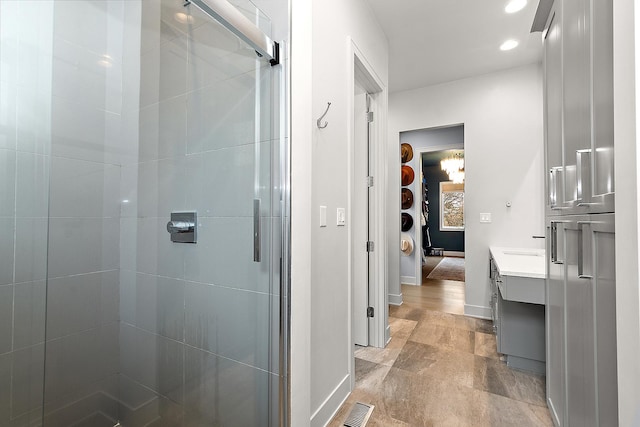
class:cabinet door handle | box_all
[576,149,591,205]
[577,221,593,279]
[549,167,570,210]
[549,168,558,209]
[550,220,571,264]
[550,222,561,264]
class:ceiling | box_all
[364,0,544,93]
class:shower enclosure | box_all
[0,0,289,425]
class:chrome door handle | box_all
[549,168,558,208]
[577,221,593,279]
[550,223,560,264]
[549,167,566,209]
[576,149,592,205]
[550,220,572,264]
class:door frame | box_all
[347,38,388,388]
[351,87,369,347]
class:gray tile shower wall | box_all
[41,0,135,424]
[0,1,53,425]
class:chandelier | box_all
[441,153,465,183]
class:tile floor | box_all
[328,306,553,426]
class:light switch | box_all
[480,213,492,223]
[320,206,327,227]
[337,208,345,226]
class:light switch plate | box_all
[480,213,492,223]
[337,208,345,226]
[320,206,327,227]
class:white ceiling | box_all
[364,0,544,93]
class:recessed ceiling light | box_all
[505,0,527,14]
[500,39,519,51]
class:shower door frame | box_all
[183,1,292,425]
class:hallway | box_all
[408,255,466,315]
[329,259,553,426]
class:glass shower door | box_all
[117,0,283,425]
[117,0,282,425]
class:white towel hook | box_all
[317,102,331,129]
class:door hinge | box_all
[366,111,374,123]
[366,241,374,252]
[367,176,374,187]
[367,307,374,317]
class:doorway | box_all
[419,150,466,314]
[398,125,465,315]
[352,84,372,346]
[348,43,387,364]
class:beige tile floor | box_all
[328,271,553,427]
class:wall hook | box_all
[317,102,331,129]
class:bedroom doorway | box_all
[398,125,466,315]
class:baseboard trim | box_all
[388,293,403,306]
[310,374,351,427]
[400,276,415,285]
[464,304,491,319]
[444,251,465,257]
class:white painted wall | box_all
[290,0,312,425]
[388,64,545,318]
[291,0,388,425]
[613,0,640,424]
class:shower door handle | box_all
[254,199,261,262]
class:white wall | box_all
[290,0,312,425]
[388,64,545,318]
[613,0,640,424]
[291,0,388,425]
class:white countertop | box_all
[490,247,546,279]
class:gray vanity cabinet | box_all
[489,252,546,375]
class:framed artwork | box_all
[440,181,464,231]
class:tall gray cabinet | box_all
[540,0,617,425]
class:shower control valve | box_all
[167,212,197,243]
[166,221,193,233]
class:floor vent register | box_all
[343,402,374,427]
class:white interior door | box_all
[353,87,369,346]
